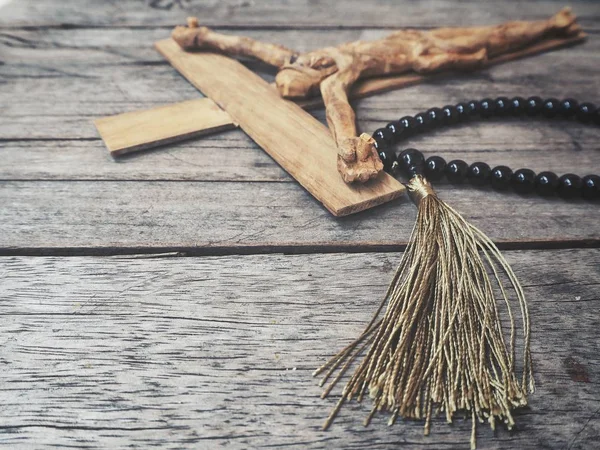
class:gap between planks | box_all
[1,238,600,258]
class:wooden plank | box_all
[94,98,235,156]
[1,27,598,141]
[0,139,293,182]
[1,180,599,251]
[0,22,598,243]
[1,0,598,29]
[95,33,584,156]
[153,38,404,217]
[0,249,598,448]
[4,134,600,182]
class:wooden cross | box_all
[94,32,584,216]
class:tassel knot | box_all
[406,175,435,205]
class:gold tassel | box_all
[315,175,534,449]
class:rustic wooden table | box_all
[1,1,599,448]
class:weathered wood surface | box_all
[1,26,599,141]
[1,23,597,244]
[2,0,600,448]
[4,133,600,183]
[1,27,599,176]
[0,250,599,449]
[1,180,599,252]
[1,25,599,243]
[1,0,599,29]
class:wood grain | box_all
[154,38,405,216]
[4,132,600,183]
[94,98,235,156]
[2,27,599,141]
[1,25,599,246]
[94,32,584,156]
[0,249,598,449]
[2,1,600,450]
[0,180,599,252]
[1,0,599,29]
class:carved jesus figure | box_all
[171,8,580,183]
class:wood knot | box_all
[564,356,590,383]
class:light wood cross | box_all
[95,8,584,216]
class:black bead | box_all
[406,164,425,178]
[593,109,600,126]
[455,102,470,121]
[511,168,536,194]
[385,121,401,141]
[559,98,578,118]
[479,98,496,118]
[398,148,425,174]
[542,98,560,118]
[557,173,582,198]
[490,165,513,190]
[494,97,511,116]
[413,112,431,133]
[526,96,543,116]
[372,136,386,151]
[467,162,491,186]
[582,175,600,200]
[426,107,444,127]
[373,127,393,145]
[445,159,469,183]
[466,100,480,117]
[577,103,596,123]
[377,148,397,172]
[534,171,559,196]
[510,97,526,115]
[441,105,459,125]
[424,156,446,181]
[398,116,416,137]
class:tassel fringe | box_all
[314,175,534,449]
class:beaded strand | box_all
[372,97,600,200]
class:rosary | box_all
[315,96,598,449]
[373,96,599,199]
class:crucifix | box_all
[95,7,583,216]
